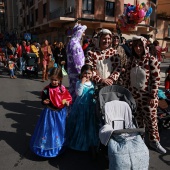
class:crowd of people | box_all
[0,24,168,163]
[0,40,68,81]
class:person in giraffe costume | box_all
[66,23,87,102]
[124,35,166,154]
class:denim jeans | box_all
[20,57,25,71]
[9,69,15,77]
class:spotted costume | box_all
[66,23,87,102]
[85,29,122,84]
[124,36,161,142]
[86,48,121,83]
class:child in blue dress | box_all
[30,67,72,157]
[67,64,98,152]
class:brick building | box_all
[6,0,157,44]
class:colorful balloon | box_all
[139,9,146,18]
[117,2,152,31]
[146,7,152,17]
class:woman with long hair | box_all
[40,40,53,82]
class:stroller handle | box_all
[112,128,145,135]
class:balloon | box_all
[139,9,146,18]
[139,4,143,9]
[136,4,140,12]
[126,5,135,13]
[133,12,138,20]
[141,2,145,6]
[138,17,144,23]
[146,7,152,17]
[118,3,152,31]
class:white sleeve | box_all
[75,81,84,96]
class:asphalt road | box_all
[0,64,170,170]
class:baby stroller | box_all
[22,53,38,78]
[98,85,149,170]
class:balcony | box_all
[49,7,75,20]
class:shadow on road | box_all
[0,98,43,163]
[48,149,109,170]
[158,128,170,166]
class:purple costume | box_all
[66,23,87,102]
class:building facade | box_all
[0,0,5,35]
[5,0,157,44]
[156,0,170,55]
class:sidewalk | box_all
[160,58,170,89]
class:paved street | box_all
[0,62,170,170]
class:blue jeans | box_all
[20,57,25,71]
[10,69,15,77]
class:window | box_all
[43,3,47,18]
[35,9,38,21]
[30,10,34,27]
[29,0,33,7]
[105,1,115,17]
[82,0,94,14]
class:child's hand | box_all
[62,99,69,106]
[43,99,50,104]
[65,101,69,106]
[81,77,87,84]
[61,61,65,65]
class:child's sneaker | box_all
[150,141,166,154]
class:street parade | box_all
[0,0,170,170]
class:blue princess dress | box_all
[67,81,99,151]
[30,84,72,157]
